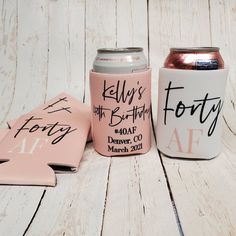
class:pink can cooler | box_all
[90,47,152,157]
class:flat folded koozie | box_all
[0,93,90,186]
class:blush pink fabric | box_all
[90,69,152,156]
[0,93,91,186]
[0,129,9,141]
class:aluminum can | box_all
[157,47,228,159]
[90,47,151,157]
[93,47,147,74]
[164,47,224,70]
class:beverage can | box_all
[90,47,152,157]
[164,47,224,70]
[93,47,147,74]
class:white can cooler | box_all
[157,68,228,159]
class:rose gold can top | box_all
[164,47,224,70]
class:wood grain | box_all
[46,0,85,101]
[24,145,112,236]
[101,137,180,236]
[23,1,114,235]
[0,2,47,235]
[0,0,17,127]
[84,0,117,103]
[101,1,180,235]
[149,0,211,127]
[7,0,48,117]
[150,1,236,235]
[0,0,236,235]
[116,0,148,56]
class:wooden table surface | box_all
[1,0,236,235]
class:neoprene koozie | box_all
[0,93,91,186]
[157,68,228,159]
[90,69,152,156]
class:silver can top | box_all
[97,47,144,53]
[93,47,147,74]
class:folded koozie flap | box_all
[0,158,56,186]
[157,68,228,159]
[0,93,91,186]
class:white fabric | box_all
[157,68,228,159]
